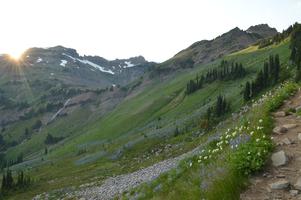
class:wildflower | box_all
[189,162,192,167]
[259,119,263,123]
[256,138,260,142]
[248,151,251,155]
[232,131,237,137]
[204,156,208,160]
[250,131,254,136]
[198,159,201,163]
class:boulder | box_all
[294,177,301,190]
[273,126,288,134]
[269,179,290,190]
[283,124,298,129]
[273,111,286,117]
[271,150,288,167]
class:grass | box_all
[126,82,298,200]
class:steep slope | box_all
[158,24,278,71]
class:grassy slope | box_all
[3,39,292,199]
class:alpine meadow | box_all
[1,1,301,199]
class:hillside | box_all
[0,23,300,200]
[157,24,278,72]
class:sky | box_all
[0,0,301,62]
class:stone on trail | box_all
[274,111,286,117]
[290,189,299,196]
[295,105,301,112]
[283,124,298,129]
[294,177,301,190]
[298,133,301,141]
[271,151,288,167]
[281,138,291,145]
[273,126,288,134]
[269,179,290,190]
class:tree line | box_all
[290,23,301,81]
[186,60,246,95]
[200,95,231,130]
[243,54,280,101]
[1,169,31,197]
[258,24,294,49]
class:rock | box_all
[276,174,286,178]
[294,177,301,190]
[273,126,288,134]
[269,179,290,190]
[283,124,298,129]
[281,138,291,145]
[296,105,301,111]
[272,151,288,167]
[290,189,299,196]
[298,133,301,141]
[274,111,286,117]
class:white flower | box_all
[248,151,251,155]
[259,119,263,123]
[256,138,260,142]
[232,131,237,137]
[250,131,254,136]
[189,162,192,167]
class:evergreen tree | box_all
[243,82,251,101]
[274,54,280,83]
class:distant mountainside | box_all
[0,46,155,89]
[158,24,278,71]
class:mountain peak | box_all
[246,24,278,38]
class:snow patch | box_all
[36,57,43,63]
[63,53,115,75]
[60,60,68,67]
[124,61,136,68]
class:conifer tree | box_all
[244,82,251,101]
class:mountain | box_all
[0,46,154,89]
[158,24,278,71]
[246,23,278,38]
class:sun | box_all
[8,49,25,61]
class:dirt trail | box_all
[241,90,301,200]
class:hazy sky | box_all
[0,0,301,62]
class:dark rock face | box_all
[246,24,278,38]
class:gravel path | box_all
[73,144,203,200]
